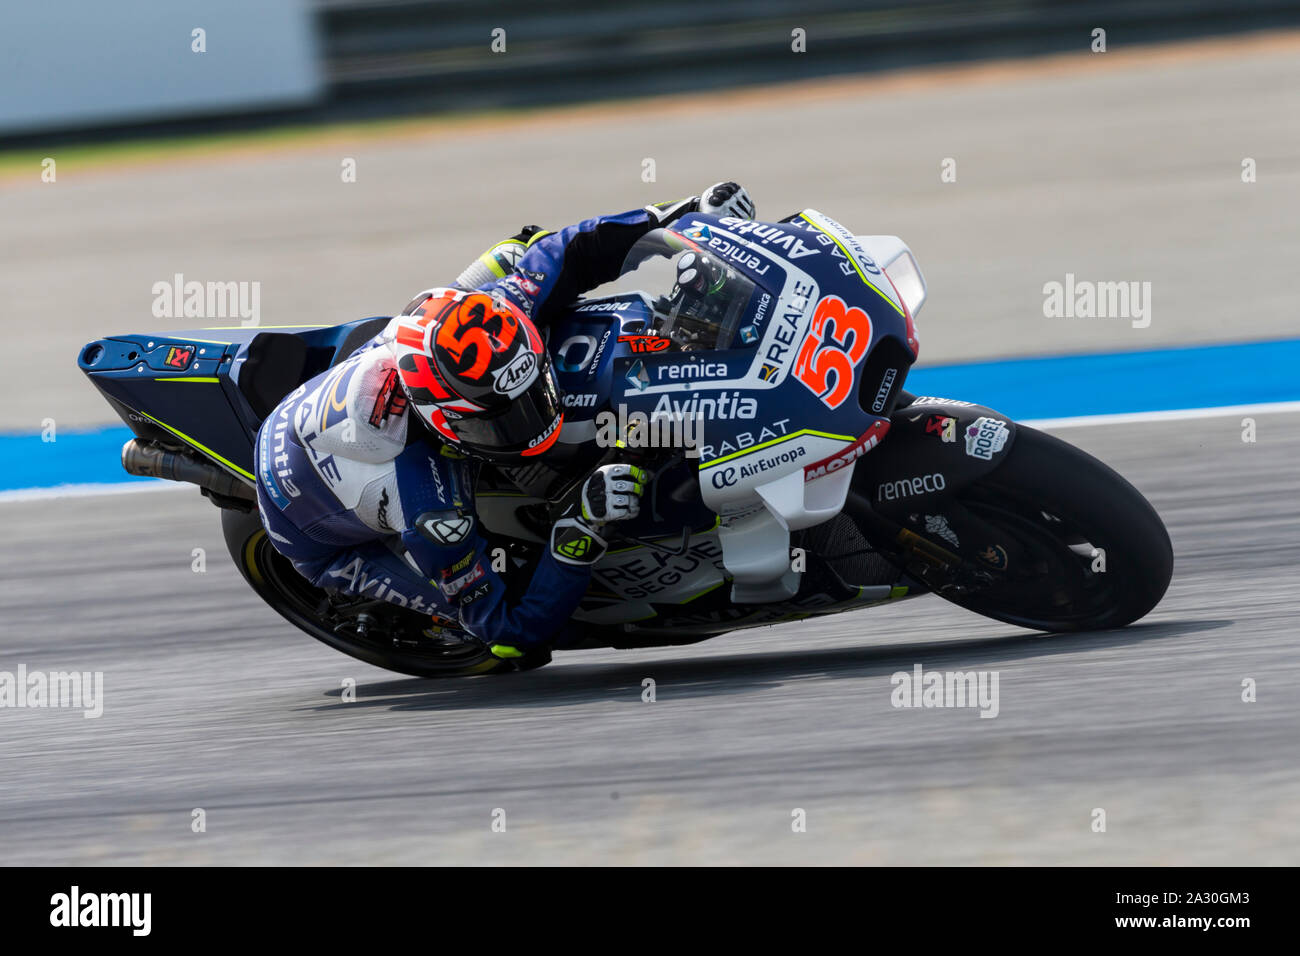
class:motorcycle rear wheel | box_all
[221,509,528,678]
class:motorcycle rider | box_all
[254,183,757,661]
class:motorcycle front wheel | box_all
[852,425,1173,632]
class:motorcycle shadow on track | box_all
[306,619,1231,715]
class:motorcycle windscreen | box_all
[610,229,760,352]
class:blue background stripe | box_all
[5,338,1298,492]
[908,337,1300,419]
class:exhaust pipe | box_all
[122,439,256,502]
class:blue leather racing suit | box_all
[254,199,696,651]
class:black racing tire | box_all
[220,508,527,678]
[880,425,1172,632]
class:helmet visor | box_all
[441,365,563,458]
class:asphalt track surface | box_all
[2,34,1299,865]
[2,411,1298,865]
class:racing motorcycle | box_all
[78,209,1173,677]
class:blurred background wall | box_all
[0,0,322,135]
[6,0,1300,139]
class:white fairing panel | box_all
[855,236,927,317]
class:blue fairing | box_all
[549,213,917,483]
[76,319,389,483]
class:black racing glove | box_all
[549,463,650,567]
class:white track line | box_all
[1,400,1297,503]
[1021,400,1300,429]
[0,481,191,504]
